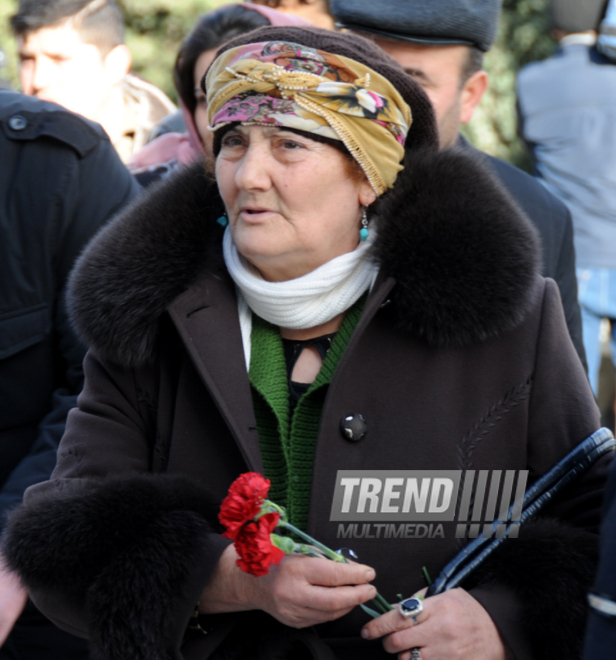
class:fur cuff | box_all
[466,518,599,660]
[2,475,227,660]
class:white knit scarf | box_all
[222,226,379,369]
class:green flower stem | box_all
[264,499,392,617]
[361,594,392,617]
[360,603,382,618]
[373,593,394,612]
[293,543,324,558]
[279,522,393,616]
[279,522,345,563]
[260,500,288,523]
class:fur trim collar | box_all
[68,149,540,367]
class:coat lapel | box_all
[168,267,264,474]
[166,269,395,481]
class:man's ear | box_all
[104,44,131,85]
[459,70,488,125]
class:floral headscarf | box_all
[206,40,412,195]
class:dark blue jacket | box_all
[461,138,587,371]
[0,90,139,529]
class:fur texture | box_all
[3,478,596,660]
[467,518,599,660]
[2,475,222,660]
[68,148,540,367]
[377,147,540,346]
[67,162,225,368]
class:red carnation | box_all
[234,512,285,577]
[219,472,271,539]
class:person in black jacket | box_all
[330,0,587,372]
[0,89,139,658]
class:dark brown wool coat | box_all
[2,149,608,660]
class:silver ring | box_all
[398,597,424,624]
[411,648,422,660]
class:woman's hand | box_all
[200,544,377,628]
[361,588,511,660]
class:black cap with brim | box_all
[330,0,502,52]
[335,22,477,49]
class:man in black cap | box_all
[0,88,138,658]
[518,0,616,399]
[330,0,587,370]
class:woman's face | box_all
[193,48,218,154]
[216,124,377,282]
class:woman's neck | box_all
[279,312,345,341]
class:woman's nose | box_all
[234,142,272,192]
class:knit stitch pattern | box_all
[249,297,365,531]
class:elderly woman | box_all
[3,26,606,660]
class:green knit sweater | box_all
[249,298,365,531]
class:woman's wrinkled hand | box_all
[200,544,377,628]
[361,588,510,660]
[246,553,377,628]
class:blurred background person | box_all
[517,0,616,398]
[330,0,587,372]
[244,0,333,29]
[129,2,309,185]
[11,0,176,162]
[0,88,138,658]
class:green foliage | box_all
[0,0,19,87]
[462,0,556,168]
[118,0,225,102]
[1,0,557,164]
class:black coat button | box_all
[340,413,368,442]
[9,115,28,131]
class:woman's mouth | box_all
[240,207,274,219]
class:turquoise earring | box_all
[359,207,369,242]
[217,214,228,227]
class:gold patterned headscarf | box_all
[206,41,412,195]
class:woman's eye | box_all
[221,134,244,148]
[195,95,207,105]
[280,139,302,150]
